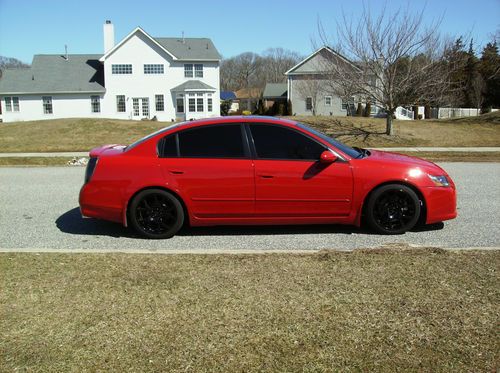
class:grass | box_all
[290,111,500,148]
[0,112,499,153]
[1,247,498,372]
[0,157,78,166]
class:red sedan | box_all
[79,116,457,238]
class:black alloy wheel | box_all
[366,184,421,234]
[129,189,184,239]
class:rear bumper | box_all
[422,186,457,224]
[79,183,123,224]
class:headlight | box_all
[428,174,449,187]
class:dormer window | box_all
[184,64,203,78]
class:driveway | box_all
[0,163,499,252]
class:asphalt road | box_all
[0,163,499,252]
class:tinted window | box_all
[158,135,178,157]
[250,125,326,160]
[179,125,245,158]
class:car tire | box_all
[365,184,421,235]
[129,189,184,239]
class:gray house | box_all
[285,46,362,116]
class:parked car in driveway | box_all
[79,116,457,238]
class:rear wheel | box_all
[129,189,184,239]
[366,184,421,234]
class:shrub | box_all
[242,110,252,116]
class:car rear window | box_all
[178,124,245,158]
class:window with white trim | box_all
[144,64,164,74]
[325,96,332,106]
[112,64,132,74]
[155,94,164,111]
[176,94,185,113]
[42,96,53,114]
[116,95,126,112]
[207,97,213,112]
[4,97,19,112]
[194,64,203,78]
[188,97,196,112]
[196,96,204,112]
[91,95,101,113]
[184,64,193,78]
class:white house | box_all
[0,21,221,123]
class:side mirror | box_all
[319,150,337,164]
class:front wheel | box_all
[129,189,184,239]
[365,184,421,234]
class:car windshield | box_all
[295,122,363,159]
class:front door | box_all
[132,97,150,118]
[249,124,353,217]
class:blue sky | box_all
[0,0,498,63]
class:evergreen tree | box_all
[479,42,500,110]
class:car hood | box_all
[364,149,447,174]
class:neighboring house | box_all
[234,88,262,112]
[0,21,221,123]
[262,83,287,109]
[220,91,239,113]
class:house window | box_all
[91,95,101,113]
[196,94,204,112]
[208,98,213,112]
[188,97,196,112]
[184,64,193,78]
[155,94,164,111]
[142,98,150,117]
[112,64,132,74]
[194,64,203,78]
[116,95,126,112]
[176,97,184,113]
[144,64,164,74]
[42,96,53,114]
[325,96,332,106]
[132,98,140,116]
[342,96,354,110]
[4,97,19,112]
[305,97,312,111]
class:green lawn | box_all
[0,112,499,153]
[1,248,498,372]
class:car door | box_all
[158,124,254,219]
[249,123,353,218]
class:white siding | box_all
[0,94,103,122]
[102,31,220,121]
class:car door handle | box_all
[259,175,274,179]
[169,170,184,175]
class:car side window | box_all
[158,134,178,157]
[175,124,245,158]
[250,124,326,160]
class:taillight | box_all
[84,157,98,184]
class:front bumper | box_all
[422,185,457,224]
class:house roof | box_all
[155,38,221,61]
[235,88,262,99]
[171,80,216,91]
[0,54,105,94]
[99,27,221,62]
[285,46,361,75]
[263,83,287,99]
[220,91,236,100]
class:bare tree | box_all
[261,48,302,83]
[295,75,324,115]
[317,4,455,135]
